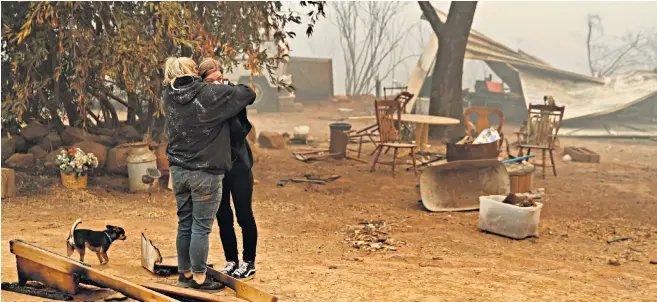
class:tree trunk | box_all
[127,92,138,125]
[427,2,477,140]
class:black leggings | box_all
[216,160,257,262]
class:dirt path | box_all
[2,104,657,301]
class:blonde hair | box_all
[198,58,223,78]
[163,57,198,88]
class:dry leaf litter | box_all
[344,221,404,252]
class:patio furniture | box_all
[464,106,505,150]
[516,104,565,178]
[383,86,408,100]
[348,114,460,159]
[369,100,418,177]
[347,92,414,157]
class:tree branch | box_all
[586,15,597,76]
[599,33,642,77]
[418,1,443,35]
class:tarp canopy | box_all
[407,9,657,137]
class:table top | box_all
[348,114,460,125]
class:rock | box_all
[90,127,117,137]
[97,135,115,146]
[250,143,260,163]
[73,141,109,168]
[112,125,141,145]
[44,147,66,168]
[157,131,169,144]
[328,265,338,269]
[62,127,99,145]
[119,125,141,141]
[607,258,621,266]
[258,131,286,149]
[5,153,35,169]
[333,95,351,103]
[20,121,49,142]
[106,145,132,174]
[247,125,256,145]
[38,132,62,152]
[155,143,169,171]
[1,137,16,160]
[13,136,28,153]
[28,145,49,160]
[1,168,16,198]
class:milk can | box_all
[126,142,158,193]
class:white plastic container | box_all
[293,125,310,141]
[478,195,543,239]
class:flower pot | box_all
[60,171,88,189]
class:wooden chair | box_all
[369,100,418,177]
[464,106,505,148]
[348,92,414,157]
[517,104,565,179]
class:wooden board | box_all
[9,239,176,302]
[16,256,79,295]
[141,233,164,273]
[141,233,214,276]
[206,268,278,302]
[141,233,274,302]
[564,147,600,163]
[2,168,16,199]
[141,282,247,302]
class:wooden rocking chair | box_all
[369,100,418,177]
[517,104,565,179]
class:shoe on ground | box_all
[190,276,225,292]
[231,261,256,280]
[221,261,239,275]
[177,273,192,288]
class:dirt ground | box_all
[2,101,657,302]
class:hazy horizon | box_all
[286,1,657,95]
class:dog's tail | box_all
[67,219,82,246]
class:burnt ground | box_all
[2,101,657,302]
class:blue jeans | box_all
[171,166,224,274]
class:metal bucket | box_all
[329,122,352,132]
[446,138,499,162]
[328,123,352,158]
[126,142,158,193]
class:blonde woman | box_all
[162,57,256,291]
[198,58,257,280]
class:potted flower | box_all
[55,147,99,189]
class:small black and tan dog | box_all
[66,219,127,265]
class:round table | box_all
[348,114,460,152]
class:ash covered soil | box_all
[2,102,657,301]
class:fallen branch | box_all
[607,237,632,244]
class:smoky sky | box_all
[285,1,657,95]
